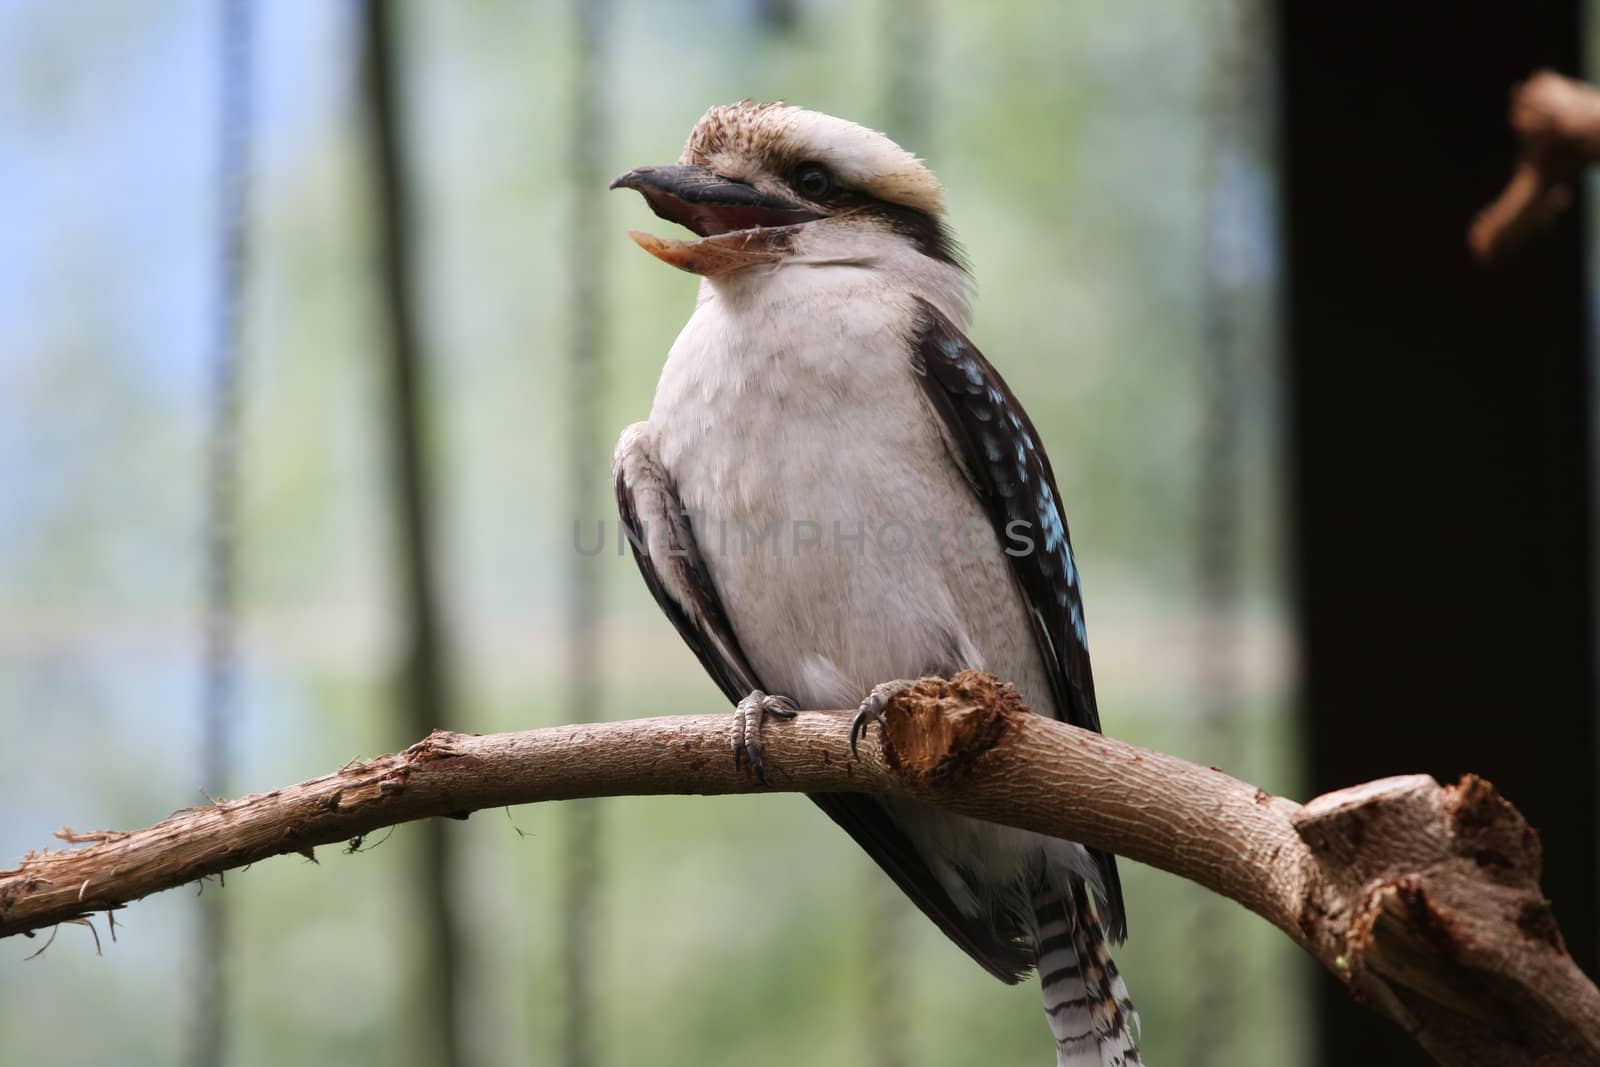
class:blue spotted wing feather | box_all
[908,298,1126,940]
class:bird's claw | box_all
[733,690,798,784]
[851,680,915,758]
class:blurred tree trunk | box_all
[560,3,609,1066]
[1188,2,1275,1062]
[193,3,252,1065]
[362,3,463,1066]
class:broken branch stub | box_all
[1290,774,1600,1065]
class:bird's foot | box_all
[851,679,920,758]
[733,689,798,784]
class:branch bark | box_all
[3,672,1596,1065]
[1470,70,1600,261]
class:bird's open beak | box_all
[609,165,819,277]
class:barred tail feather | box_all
[1033,881,1142,1067]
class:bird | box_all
[610,101,1142,1067]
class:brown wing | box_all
[908,299,1125,941]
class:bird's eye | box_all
[794,162,834,200]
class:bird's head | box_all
[610,101,961,279]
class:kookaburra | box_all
[611,101,1142,1067]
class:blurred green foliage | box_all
[0,1,1301,1064]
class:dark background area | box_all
[1279,2,1597,1061]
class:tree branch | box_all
[3,672,1595,1064]
[1470,70,1600,261]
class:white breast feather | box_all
[647,257,1103,911]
